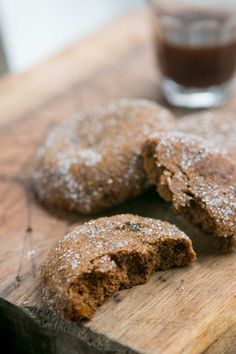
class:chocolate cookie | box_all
[33,99,175,214]
[41,214,196,321]
[142,132,236,251]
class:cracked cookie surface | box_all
[142,132,236,252]
[41,214,196,321]
[177,110,236,162]
[33,98,175,214]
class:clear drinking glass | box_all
[149,0,236,108]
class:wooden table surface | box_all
[0,8,235,354]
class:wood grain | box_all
[0,9,149,129]
[0,8,236,354]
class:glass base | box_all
[162,79,231,109]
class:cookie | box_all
[33,99,175,214]
[142,132,236,251]
[41,214,196,321]
[177,110,236,162]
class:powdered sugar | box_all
[41,214,196,320]
[45,214,193,277]
[146,132,236,241]
[33,99,175,213]
[177,110,236,160]
[79,149,102,166]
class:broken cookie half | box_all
[41,214,196,321]
[142,132,236,252]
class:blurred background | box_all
[0,0,144,76]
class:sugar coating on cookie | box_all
[33,99,175,214]
[142,132,236,251]
[41,214,196,321]
[177,110,236,162]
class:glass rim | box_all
[148,0,236,13]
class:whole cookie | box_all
[41,214,196,321]
[33,99,175,214]
[142,132,236,251]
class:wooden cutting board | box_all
[0,8,235,354]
